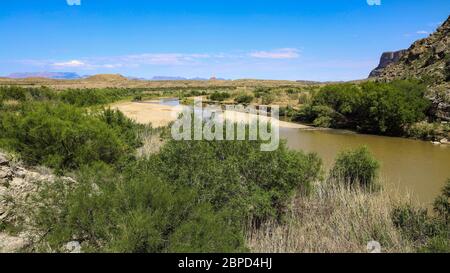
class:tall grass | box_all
[246,179,414,253]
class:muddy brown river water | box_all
[281,128,450,206]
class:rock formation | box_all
[372,16,449,83]
[370,15,450,121]
[369,50,407,78]
[0,152,75,253]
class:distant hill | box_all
[7,72,81,79]
[85,74,129,82]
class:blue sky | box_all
[0,0,449,81]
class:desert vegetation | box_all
[0,85,448,253]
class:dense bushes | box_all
[0,86,55,106]
[33,162,246,253]
[28,121,323,252]
[392,180,450,253]
[407,121,450,140]
[2,86,324,252]
[59,88,143,107]
[433,179,450,222]
[0,102,138,171]
[261,93,275,105]
[295,80,431,136]
[235,94,254,104]
[0,86,149,108]
[330,146,380,189]
[253,87,270,98]
[208,91,231,102]
[151,138,322,223]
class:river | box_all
[281,128,450,206]
[117,98,450,206]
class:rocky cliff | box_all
[373,16,449,83]
[369,50,408,78]
[370,15,450,121]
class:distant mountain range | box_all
[6,72,82,79]
[149,76,226,81]
[4,73,226,81]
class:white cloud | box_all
[249,48,300,59]
[120,53,211,66]
[416,30,429,35]
[18,48,301,71]
[66,0,81,6]
[53,60,86,67]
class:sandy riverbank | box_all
[112,101,313,129]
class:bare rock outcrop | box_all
[369,50,408,78]
[0,152,75,253]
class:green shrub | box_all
[98,108,143,149]
[433,179,450,222]
[208,92,231,102]
[0,102,135,171]
[187,90,207,97]
[0,86,55,103]
[279,106,296,119]
[392,205,437,243]
[58,88,144,107]
[298,93,310,104]
[152,137,322,222]
[330,146,380,189]
[392,180,450,253]
[295,105,339,127]
[133,95,143,101]
[32,162,246,253]
[235,94,254,104]
[253,87,271,98]
[313,116,333,128]
[407,121,444,140]
[261,93,275,105]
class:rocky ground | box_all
[0,152,76,253]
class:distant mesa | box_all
[6,72,81,80]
